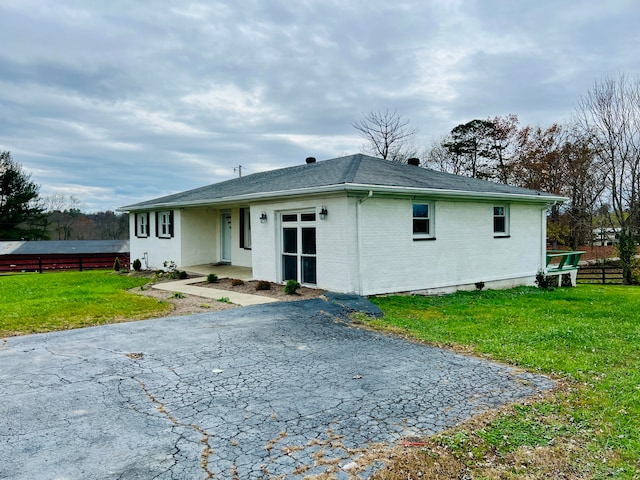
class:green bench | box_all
[545,250,585,286]
[546,250,585,272]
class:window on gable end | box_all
[493,205,509,237]
[413,202,435,240]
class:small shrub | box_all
[216,296,231,303]
[231,278,245,286]
[284,279,301,295]
[132,258,142,272]
[163,260,177,272]
[171,292,185,299]
[207,273,219,283]
[163,260,182,279]
[178,270,188,280]
[256,280,271,291]
[113,257,121,272]
[535,270,550,289]
[475,281,485,291]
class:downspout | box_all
[542,201,557,272]
[355,190,373,295]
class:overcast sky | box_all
[1,0,639,212]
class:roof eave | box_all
[119,183,565,211]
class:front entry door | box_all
[221,212,232,263]
[281,212,317,284]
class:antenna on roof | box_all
[234,165,242,178]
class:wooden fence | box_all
[0,253,130,273]
[576,265,624,284]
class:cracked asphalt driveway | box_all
[0,297,554,479]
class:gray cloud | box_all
[1,0,639,211]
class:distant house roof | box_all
[0,240,129,256]
[121,154,565,211]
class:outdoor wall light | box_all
[260,211,268,223]
[319,206,328,220]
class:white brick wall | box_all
[357,197,545,295]
[129,211,182,270]
[250,196,358,292]
[180,208,217,266]
[130,194,547,294]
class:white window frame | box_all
[158,211,172,238]
[136,213,148,238]
[412,202,435,240]
[493,205,510,237]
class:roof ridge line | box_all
[343,154,362,183]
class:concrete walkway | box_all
[151,276,279,306]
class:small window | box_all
[413,203,435,239]
[493,205,509,236]
[135,213,149,238]
[300,213,316,222]
[282,214,297,222]
[156,211,174,238]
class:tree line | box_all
[0,151,128,241]
[354,74,640,280]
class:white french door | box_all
[281,212,317,285]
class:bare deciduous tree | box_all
[575,74,640,282]
[423,135,465,175]
[352,109,418,162]
[43,193,83,240]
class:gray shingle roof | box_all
[121,154,562,210]
[0,240,129,255]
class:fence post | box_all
[79,257,83,272]
[38,256,42,273]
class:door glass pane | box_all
[302,256,316,284]
[282,214,297,222]
[301,213,316,222]
[283,255,297,281]
[283,228,297,253]
[302,228,316,254]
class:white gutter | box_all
[120,183,566,212]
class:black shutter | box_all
[134,213,140,237]
[169,211,174,237]
[146,213,150,236]
[239,208,245,248]
[155,212,159,237]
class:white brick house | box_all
[120,154,564,295]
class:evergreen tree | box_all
[0,151,48,240]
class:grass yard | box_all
[0,270,171,337]
[366,285,640,479]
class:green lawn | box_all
[367,285,640,479]
[0,270,171,337]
